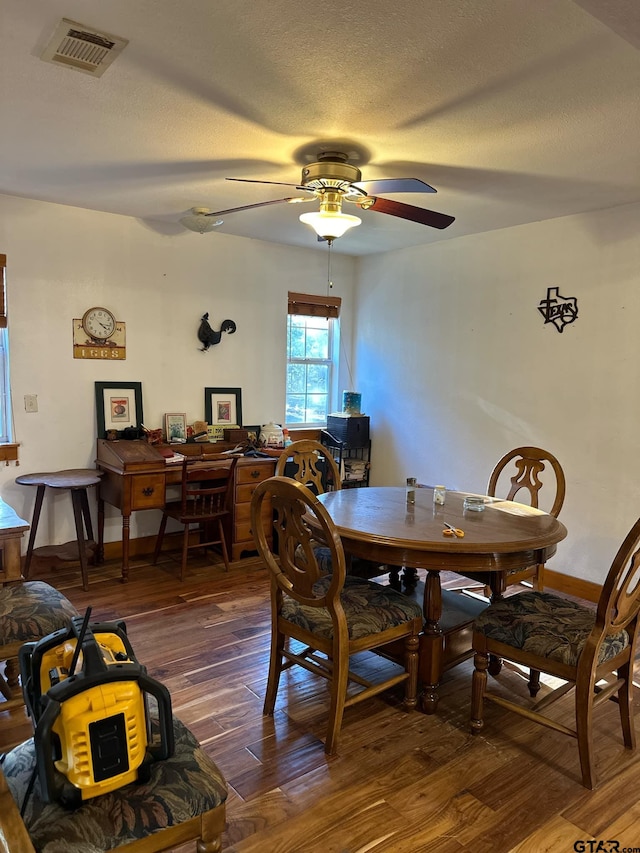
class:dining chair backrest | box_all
[275,439,341,495]
[252,475,346,608]
[179,457,238,518]
[487,446,565,518]
[590,516,640,661]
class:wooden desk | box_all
[316,486,567,712]
[96,440,276,580]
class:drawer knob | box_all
[142,486,155,496]
[250,470,260,479]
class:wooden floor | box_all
[3,551,640,853]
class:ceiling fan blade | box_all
[360,197,455,230]
[205,196,312,216]
[352,178,436,195]
[226,177,309,190]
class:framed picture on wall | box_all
[204,387,242,427]
[164,413,187,442]
[95,381,143,438]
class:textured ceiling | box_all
[1,0,639,256]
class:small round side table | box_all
[16,469,103,592]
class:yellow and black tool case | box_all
[19,612,173,808]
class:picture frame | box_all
[204,387,242,427]
[243,425,261,444]
[164,412,187,442]
[95,381,143,438]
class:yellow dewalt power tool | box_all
[19,608,173,808]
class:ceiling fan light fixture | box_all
[299,210,361,240]
[180,207,224,234]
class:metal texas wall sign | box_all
[537,286,578,333]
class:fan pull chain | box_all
[327,241,333,291]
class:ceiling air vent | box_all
[40,18,129,77]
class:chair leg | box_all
[403,634,419,709]
[153,515,168,564]
[325,646,349,756]
[0,657,20,700]
[197,802,226,853]
[180,525,190,581]
[488,654,502,676]
[528,668,541,697]
[263,625,285,715]
[470,651,489,734]
[575,679,596,789]
[617,661,636,750]
[217,519,231,572]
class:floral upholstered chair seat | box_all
[1,581,79,706]
[474,590,629,666]
[2,715,227,853]
[0,580,79,645]
[281,574,423,640]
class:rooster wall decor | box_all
[197,312,237,351]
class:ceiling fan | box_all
[180,150,455,242]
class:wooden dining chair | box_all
[275,439,342,574]
[251,476,423,755]
[275,439,342,494]
[487,446,565,590]
[452,446,566,599]
[153,457,238,579]
[470,515,640,789]
[1,715,227,852]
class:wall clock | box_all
[82,306,116,341]
[73,307,126,360]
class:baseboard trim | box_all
[31,536,602,603]
[543,568,600,603]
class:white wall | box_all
[0,194,356,547]
[4,191,638,585]
[355,201,640,585]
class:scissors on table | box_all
[442,521,464,538]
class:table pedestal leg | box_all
[23,485,45,579]
[419,569,444,713]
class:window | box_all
[0,255,17,461]
[0,328,11,443]
[286,292,341,427]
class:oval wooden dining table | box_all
[315,486,568,713]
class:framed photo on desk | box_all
[95,381,143,438]
[164,412,187,441]
[204,387,242,428]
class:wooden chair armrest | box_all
[0,768,35,853]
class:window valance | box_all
[287,291,341,319]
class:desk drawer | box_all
[235,517,271,546]
[235,496,272,544]
[237,482,271,504]
[236,463,274,487]
[130,474,165,510]
[235,500,271,525]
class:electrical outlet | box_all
[24,394,38,413]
